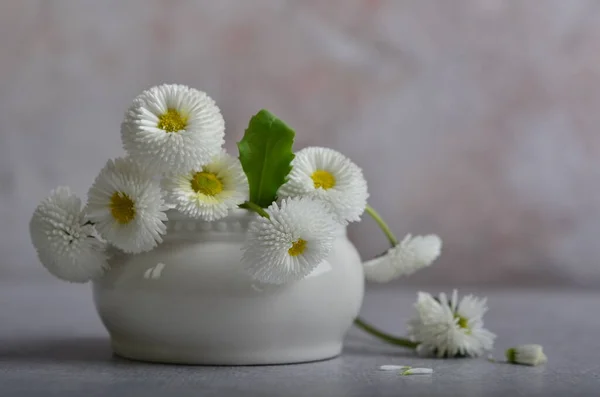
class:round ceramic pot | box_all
[92,209,364,365]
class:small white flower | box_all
[163,151,248,221]
[278,147,369,225]
[242,197,337,284]
[86,157,169,254]
[29,187,108,283]
[408,290,496,358]
[506,344,547,366]
[121,84,225,174]
[363,234,442,282]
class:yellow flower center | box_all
[110,192,136,225]
[190,171,223,196]
[288,239,307,257]
[311,170,336,190]
[455,314,470,333]
[157,108,188,133]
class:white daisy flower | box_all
[163,151,248,221]
[242,197,337,284]
[86,157,169,254]
[29,187,108,283]
[121,84,225,174]
[363,234,442,282]
[278,147,369,225]
[408,290,496,358]
[506,344,547,366]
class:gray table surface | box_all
[1,281,599,397]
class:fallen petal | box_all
[402,368,433,375]
[379,365,411,371]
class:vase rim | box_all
[166,208,254,222]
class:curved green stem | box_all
[239,201,270,219]
[365,204,398,246]
[354,317,418,349]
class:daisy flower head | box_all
[29,187,108,283]
[121,84,225,174]
[278,147,369,225]
[163,151,249,221]
[242,196,338,285]
[408,290,496,358]
[86,157,169,254]
[363,234,442,283]
[506,344,547,366]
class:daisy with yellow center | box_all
[407,290,496,358]
[242,197,337,285]
[121,84,225,174]
[86,157,169,254]
[163,152,249,221]
[278,147,369,225]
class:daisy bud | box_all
[505,344,547,366]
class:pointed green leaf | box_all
[237,110,295,208]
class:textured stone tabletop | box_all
[1,282,599,397]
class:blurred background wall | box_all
[2,0,600,287]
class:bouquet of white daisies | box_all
[30,83,541,362]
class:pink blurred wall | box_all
[2,0,600,287]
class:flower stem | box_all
[365,204,398,246]
[239,201,270,219]
[354,317,418,349]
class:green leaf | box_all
[237,109,295,208]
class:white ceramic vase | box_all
[92,209,364,365]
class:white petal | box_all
[401,368,433,375]
[379,365,411,371]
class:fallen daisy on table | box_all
[505,344,547,366]
[408,290,496,358]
